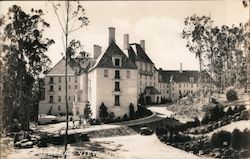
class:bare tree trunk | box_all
[64,1,69,158]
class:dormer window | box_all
[115,59,120,66]
[112,55,122,67]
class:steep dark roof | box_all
[159,70,211,83]
[144,86,161,94]
[128,43,154,64]
[94,41,137,69]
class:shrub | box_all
[210,105,225,121]
[201,114,210,125]
[238,105,246,112]
[240,110,250,120]
[226,89,238,101]
[99,103,109,122]
[123,114,128,121]
[231,129,242,150]
[107,112,115,123]
[226,106,234,116]
[83,102,92,123]
[211,130,231,148]
[129,103,135,119]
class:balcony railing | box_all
[114,75,120,79]
[114,88,120,91]
[114,102,120,106]
[139,70,153,76]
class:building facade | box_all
[39,27,215,119]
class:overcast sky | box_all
[0,0,248,70]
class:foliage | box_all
[240,110,250,120]
[182,14,248,91]
[1,5,54,130]
[129,103,135,119]
[123,113,128,121]
[226,106,234,116]
[83,102,92,123]
[211,130,232,148]
[138,93,146,106]
[99,103,109,122]
[226,89,238,101]
[107,112,115,123]
[231,129,242,150]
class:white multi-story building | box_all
[39,27,215,119]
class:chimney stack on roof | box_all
[140,40,145,51]
[123,34,129,50]
[93,45,102,60]
[108,27,116,44]
[180,62,183,73]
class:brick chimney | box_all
[124,34,129,50]
[108,27,115,44]
[93,45,101,59]
[140,40,145,51]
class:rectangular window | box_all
[115,70,120,79]
[59,77,61,83]
[115,82,120,91]
[58,106,61,111]
[58,85,61,91]
[75,77,77,83]
[145,75,147,80]
[179,84,181,88]
[49,85,54,92]
[145,82,147,86]
[115,95,120,106]
[126,71,130,79]
[115,59,120,67]
[69,76,71,81]
[140,74,142,79]
[191,84,193,88]
[49,96,53,103]
[74,85,77,90]
[140,81,142,86]
[77,95,81,102]
[190,77,194,83]
[104,70,108,77]
[49,77,54,84]
[69,96,71,101]
[58,96,61,102]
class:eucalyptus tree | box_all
[51,1,89,157]
[1,5,54,130]
[182,15,212,100]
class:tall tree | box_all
[51,1,89,157]
[1,5,54,130]
[182,15,212,100]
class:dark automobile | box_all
[140,127,153,135]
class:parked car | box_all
[140,127,153,135]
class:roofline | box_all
[46,57,65,75]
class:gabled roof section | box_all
[92,41,137,69]
[144,86,161,94]
[47,58,75,75]
[159,70,211,83]
[128,43,154,64]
